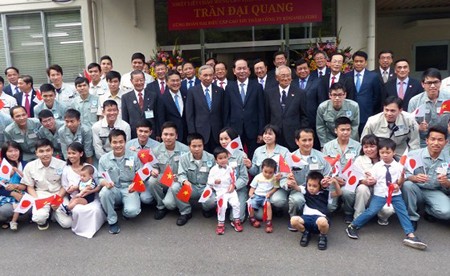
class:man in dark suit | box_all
[384,59,422,111]
[309,50,331,80]
[3,66,20,96]
[186,65,225,152]
[213,62,229,90]
[253,58,278,91]
[345,51,382,134]
[145,62,168,96]
[320,53,353,102]
[265,65,309,151]
[224,59,265,158]
[180,62,200,92]
[374,50,396,84]
[121,70,158,139]
[156,71,188,143]
[292,59,323,150]
[14,75,37,118]
[266,51,297,86]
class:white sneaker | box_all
[377,219,389,226]
[9,221,18,231]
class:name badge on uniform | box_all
[345,153,355,160]
[145,110,154,119]
[229,161,237,169]
[346,110,352,117]
[91,107,98,113]
[16,139,24,143]
[28,133,37,139]
[437,107,441,114]
[436,165,447,175]
[125,159,134,167]
[199,166,207,172]
[309,163,320,171]
[56,168,63,175]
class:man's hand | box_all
[410,174,429,183]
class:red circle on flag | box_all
[21,200,31,208]
[230,141,238,149]
[203,190,211,198]
[148,155,153,162]
[292,154,301,162]
[1,165,9,174]
[218,198,223,207]
[409,159,416,169]
[332,167,337,173]
[142,168,150,175]
[348,175,357,185]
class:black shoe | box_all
[424,213,437,223]
[176,213,192,226]
[318,234,328,250]
[344,214,353,224]
[411,220,418,231]
[202,209,215,218]
[274,208,284,218]
[300,231,311,247]
[108,222,120,234]
[154,208,168,220]
[346,225,359,239]
[403,236,427,250]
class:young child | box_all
[207,147,243,235]
[67,165,97,211]
[290,171,342,250]
[346,138,427,250]
[248,158,279,233]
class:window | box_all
[1,10,84,85]
[414,42,449,72]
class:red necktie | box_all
[331,76,336,85]
[138,92,144,110]
[220,81,224,89]
[25,93,31,117]
[160,81,165,94]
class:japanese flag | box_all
[0,158,13,180]
[33,90,43,104]
[404,153,424,173]
[216,195,228,216]
[101,171,113,185]
[341,158,353,176]
[262,199,269,222]
[137,162,152,181]
[288,154,308,168]
[344,166,365,192]
[399,148,409,167]
[246,197,252,216]
[413,104,427,118]
[198,185,213,203]
[226,136,243,155]
[14,193,35,214]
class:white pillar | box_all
[367,0,376,70]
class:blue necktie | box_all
[174,94,181,115]
[188,80,193,89]
[385,164,392,185]
[240,83,245,104]
[281,90,286,112]
[205,88,211,110]
[355,73,361,93]
[15,87,19,94]
[300,79,306,89]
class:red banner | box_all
[168,0,322,31]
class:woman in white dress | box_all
[61,142,106,238]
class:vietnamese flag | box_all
[176,183,192,203]
[325,154,341,167]
[439,100,450,115]
[137,149,158,166]
[14,193,34,214]
[278,155,291,173]
[34,195,55,210]
[160,165,174,187]
[51,194,63,207]
[0,99,4,109]
[262,199,269,222]
[132,173,146,192]
[386,183,395,206]
[83,68,92,83]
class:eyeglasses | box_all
[330,93,345,98]
[423,80,440,86]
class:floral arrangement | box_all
[295,28,354,73]
[147,41,184,78]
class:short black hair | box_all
[383,96,403,109]
[35,138,54,150]
[273,51,287,60]
[4,66,19,76]
[421,68,441,82]
[81,164,95,175]
[263,124,280,138]
[38,109,54,121]
[329,82,346,94]
[394,58,409,66]
[10,106,26,118]
[46,64,63,76]
[306,171,324,186]
[360,134,379,155]
[294,58,308,67]
[19,75,33,86]
[103,99,118,109]
[108,129,127,142]
[64,108,81,120]
[40,83,56,93]
[66,142,86,165]
[161,121,178,133]
[253,58,267,68]
[106,70,121,82]
[378,138,396,152]
[187,133,204,146]
[74,77,89,86]
[100,55,113,64]
[261,158,277,171]
[215,62,228,71]
[166,71,181,80]
[427,125,448,139]
[295,128,315,140]
[131,52,145,63]
[335,116,352,128]
[130,70,144,80]
[219,127,238,140]
[0,76,4,84]
[378,50,394,59]
[87,62,101,71]
[233,58,247,69]
[135,119,153,130]
[213,147,228,159]
[352,51,368,61]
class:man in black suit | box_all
[186,65,225,152]
[224,58,265,158]
[3,66,20,96]
[180,62,200,92]
[320,53,353,102]
[265,65,309,151]
[345,51,382,134]
[253,58,277,91]
[309,50,331,80]
[384,59,422,111]
[292,59,323,150]
[121,70,158,139]
[14,75,37,118]
[156,71,188,143]
[374,50,396,84]
[145,62,168,97]
[266,51,296,85]
[213,62,229,90]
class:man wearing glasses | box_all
[408,68,450,147]
[316,83,360,149]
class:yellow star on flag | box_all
[167,173,172,179]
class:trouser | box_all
[99,186,141,225]
[217,191,240,222]
[139,179,155,205]
[32,191,71,228]
[170,182,215,215]
[352,195,415,235]
[354,184,395,220]
[0,203,13,222]
[328,189,355,215]
[229,186,248,221]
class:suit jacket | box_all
[265,85,309,151]
[14,90,37,117]
[374,67,396,84]
[344,70,382,125]
[384,77,423,111]
[3,84,13,96]
[145,79,168,96]
[224,79,265,139]
[319,73,354,102]
[121,89,158,139]
[156,90,188,143]
[185,84,225,144]
[292,77,323,130]
[181,77,201,92]
[309,67,331,81]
